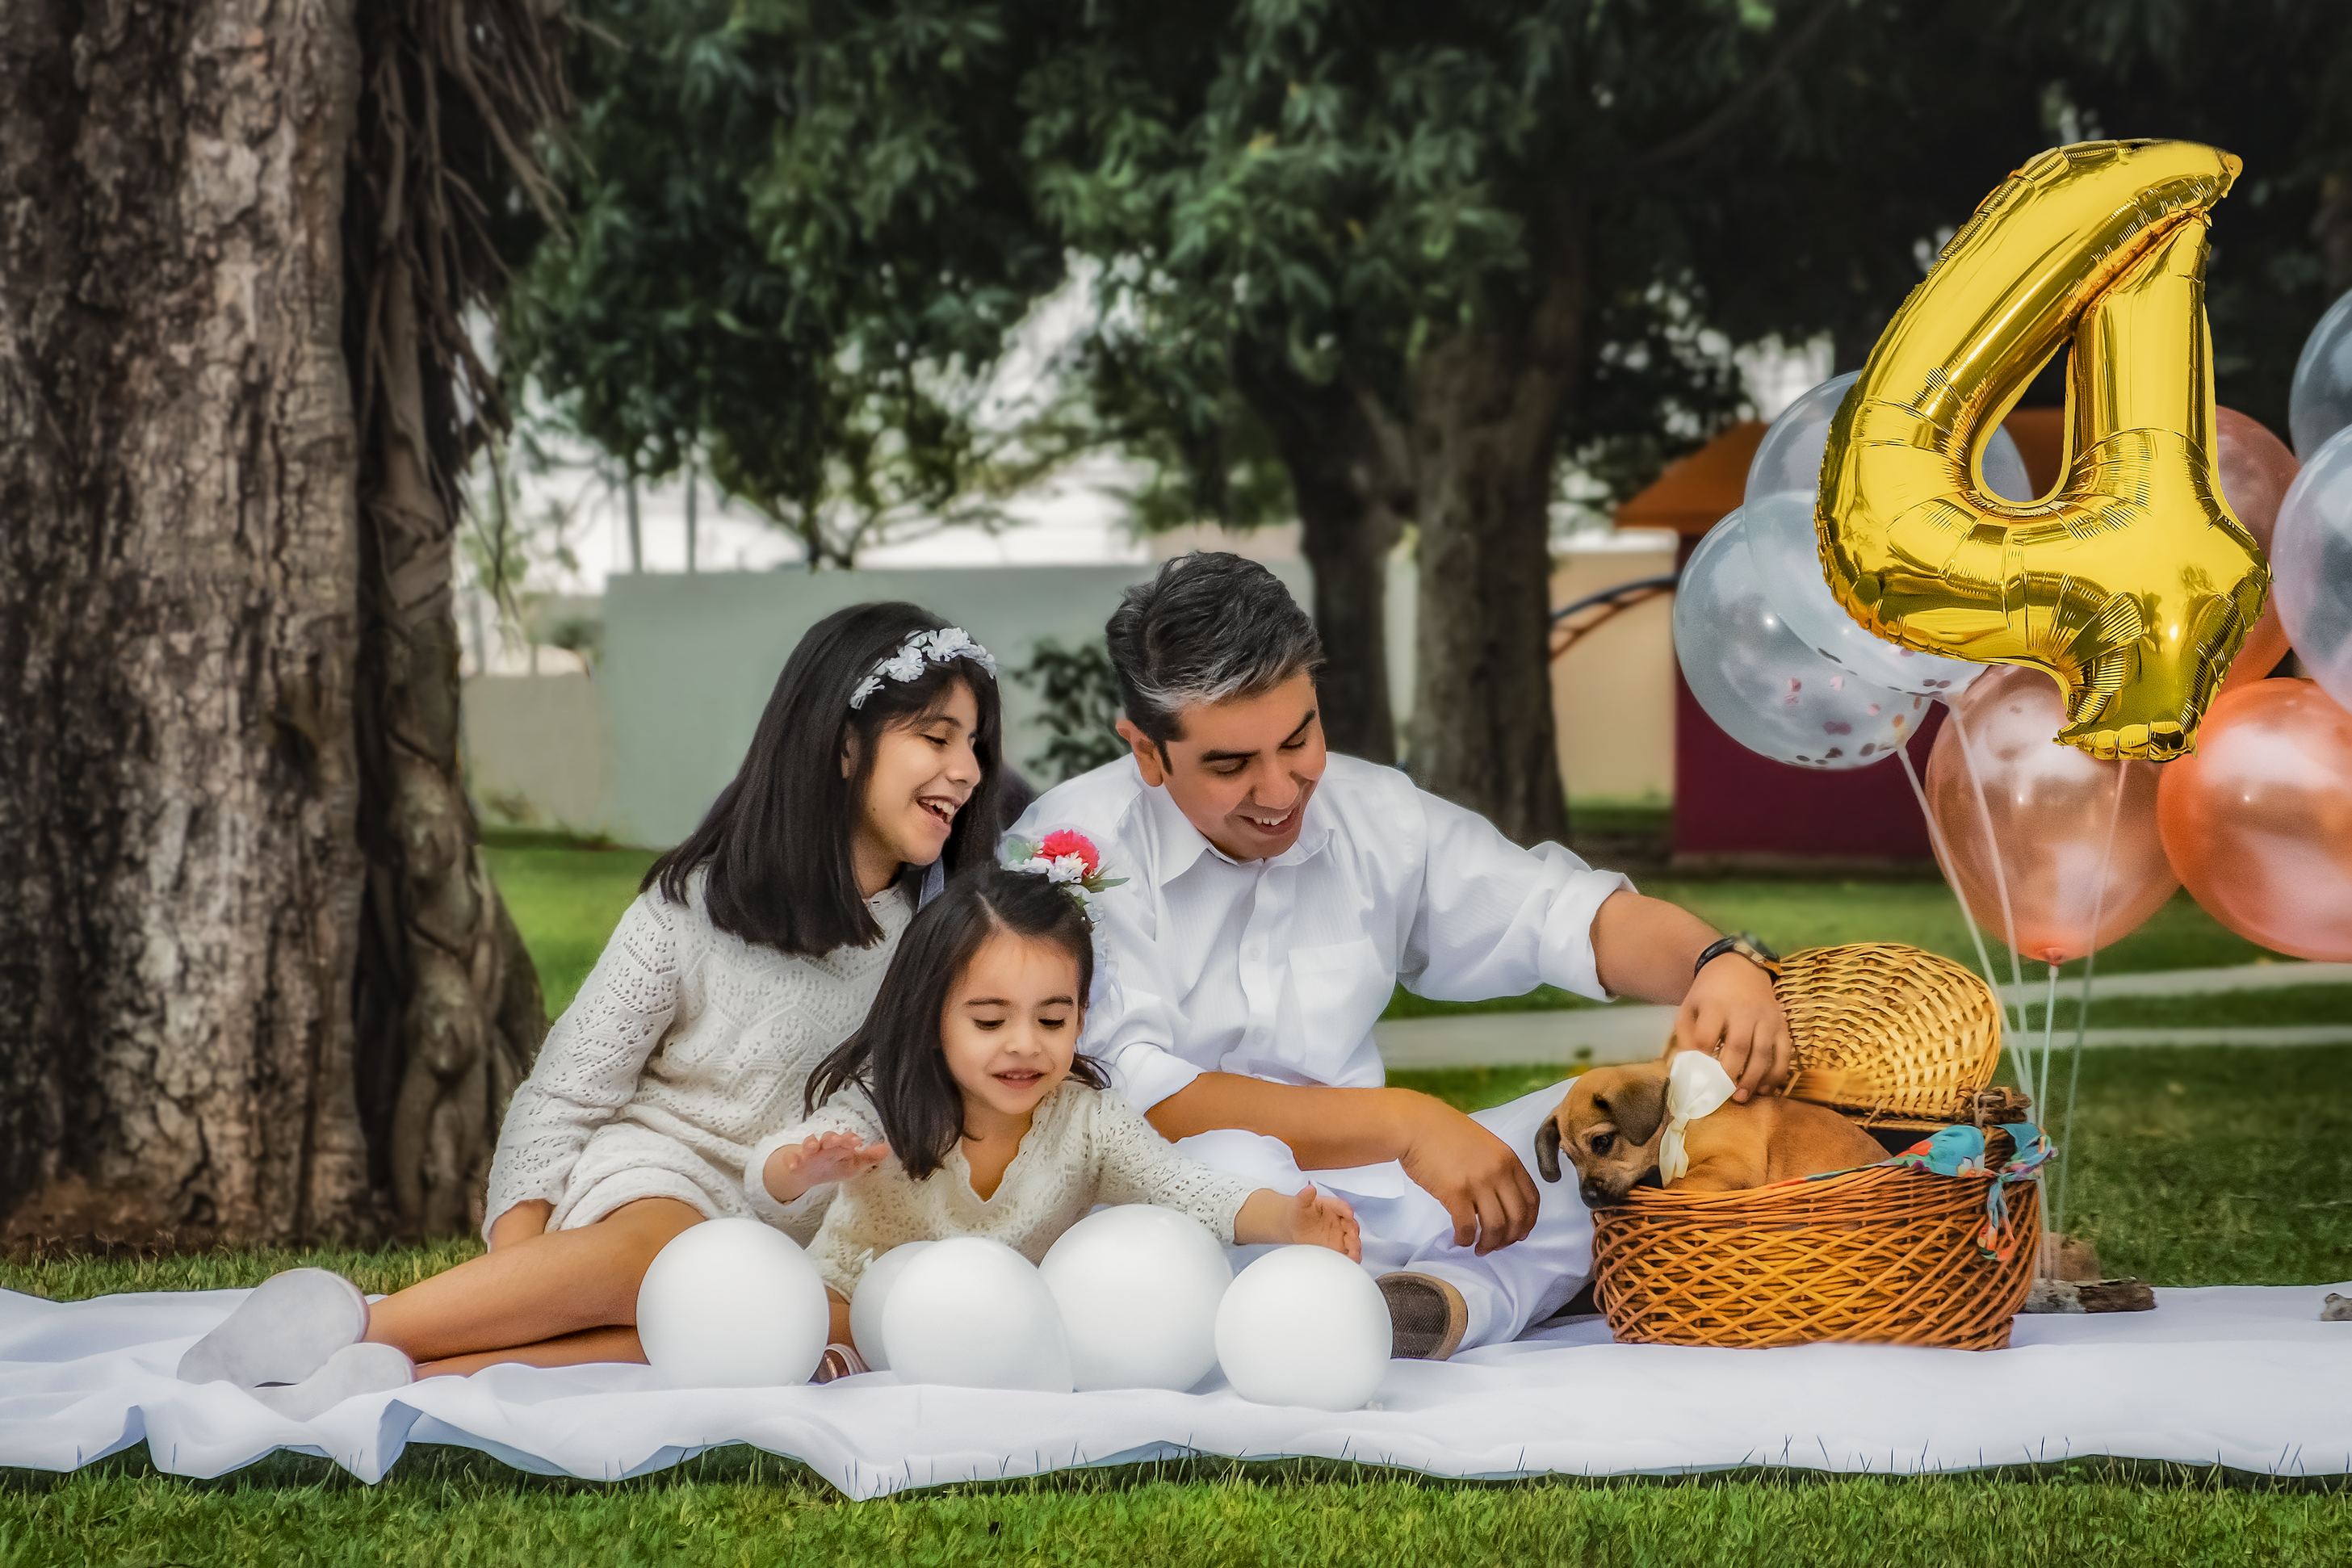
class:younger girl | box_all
[174,604,1006,1414]
[751,853,1358,1359]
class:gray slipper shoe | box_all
[249,1342,416,1422]
[177,1268,369,1387]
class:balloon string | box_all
[1897,744,2015,1039]
[1947,709,2034,1086]
[2040,962,2059,1131]
[2056,765,2128,1251]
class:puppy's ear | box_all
[1534,1117,1564,1184]
[1595,1070,1668,1147]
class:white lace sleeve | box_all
[1082,1091,1256,1243]
[482,889,688,1239]
[741,1086,887,1231]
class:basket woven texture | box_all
[1773,943,2003,1130]
[1591,942,2037,1351]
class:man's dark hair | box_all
[640,602,1003,957]
[1104,552,1323,747]
[803,862,1107,1180]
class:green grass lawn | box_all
[483,833,660,1015]
[475,836,2300,1025]
[4,1451,2345,1567]
[1385,884,2287,1021]
[8,841,2340,1560]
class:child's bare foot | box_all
[1287,1187,1361,1262]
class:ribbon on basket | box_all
[1780,1121,2051,1263]
[1880,1121,2052,1262]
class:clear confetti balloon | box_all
[1741,371,2002,696]
[2288,288,2352,460]
[2272,425,2352,713]
[1675,509,1931,769]
[1745,371,2035,509]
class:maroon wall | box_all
[1669,535,1946,863]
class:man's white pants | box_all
[1173,1078,1592,1350]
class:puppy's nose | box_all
[1578,1180,1609,1207]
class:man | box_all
[1010,553,1791,1357]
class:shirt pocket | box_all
[1281,936,1388,1084]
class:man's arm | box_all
[1590,888,1792,1101]
[1146,1074,1538,1255]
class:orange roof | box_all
[1614,422,1766,535]
[2001,407,2065,497]
[1616,409,2071,534]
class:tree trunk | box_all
[1,0,558,1248]
[1230,347,1413,765]
[350,244,545,1239]
[1403,212,1585,848]
[0,0,378,1243]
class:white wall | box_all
[469,542,1676,845]
[461,671,618,832]
[599,563,1312,846]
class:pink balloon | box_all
[2157,680,2352,962]
[2216,408,2300,693]
[2216,407,2297,552]
[1925,667,2178,965]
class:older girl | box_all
[175,603,1004,1413]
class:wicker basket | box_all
[1772,943,2003,1130]
[1591,942,2039,1350]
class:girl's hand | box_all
[765,1131,891,1205]
[1232,1185,1361,1260]
[1285,1186,1361,1262]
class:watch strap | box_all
[1695,932,1781,981]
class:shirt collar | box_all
[1139,771,1335,879]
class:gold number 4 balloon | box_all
[1818,140,2270,760]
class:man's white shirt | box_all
[1008,753,1632,1112]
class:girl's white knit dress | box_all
[745,1079,1257,1298]
[482,873,916,1243]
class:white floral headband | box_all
[848,627,998,711]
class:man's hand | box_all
[1394,1095,1540,1254]
[1672,956,1792,1102]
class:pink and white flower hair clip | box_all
[848,626,998,711]
[1002,829,1127,911]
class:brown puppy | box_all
[1532,1054,1887,1207]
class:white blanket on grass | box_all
[2,1283,2346,1496]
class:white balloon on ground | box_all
[1213,1245,1390,1411]
[848,1240,935,1373]
[1038,1205,1232,1392]
[2271,424,2352,712]
[1677,509,1932,769]
[635,1217,830,1388]
[2290,288,2352,459]
[883,1237,1074,1394]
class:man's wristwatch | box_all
[1694,932,1781,982]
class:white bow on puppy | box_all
[1657,1050,1739,1184]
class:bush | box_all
[1013,637,1127,783]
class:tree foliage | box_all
[516,0,1070,563]
[517,0,2352,826]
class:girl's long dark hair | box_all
[641,602,1003,955]
[805,863,1108,1180]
